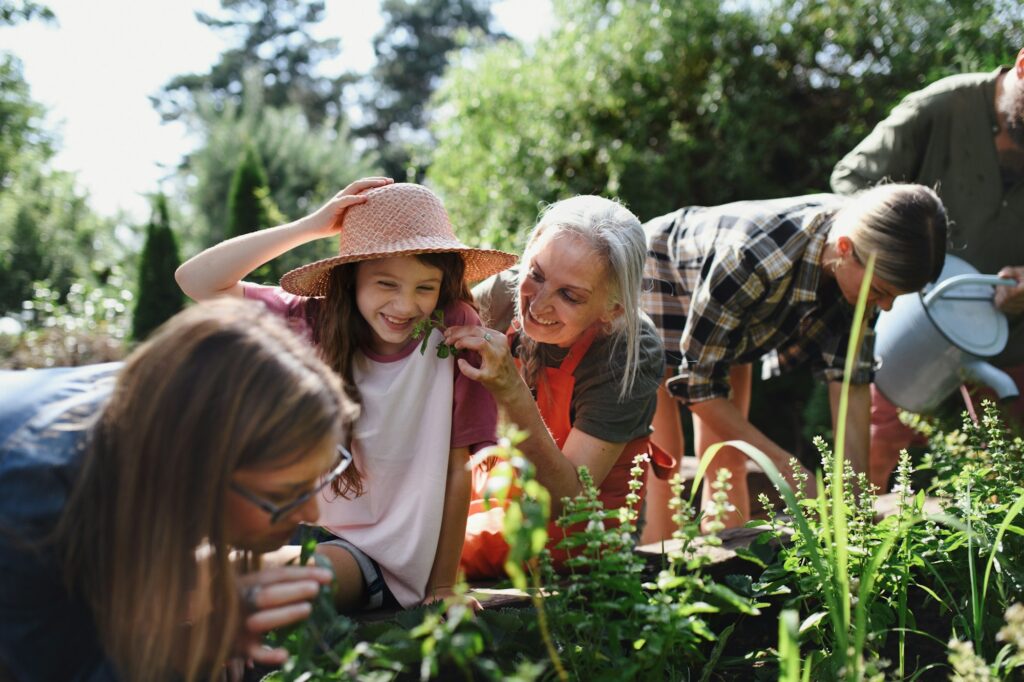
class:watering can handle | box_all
[923,274,1017,307]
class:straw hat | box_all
[280,183,518,297]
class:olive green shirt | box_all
[473,269,664,444]
[831,68,1024,366]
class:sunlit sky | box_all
[1,0,554,221]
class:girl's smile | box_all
[356,256,444,355]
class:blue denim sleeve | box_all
[0,363,123,681]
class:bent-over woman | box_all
[639,183,947,538]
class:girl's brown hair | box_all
[310,251,473,407]
[55,298,358,682]
[308,252,472,498]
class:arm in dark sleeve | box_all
[830,89,935,194]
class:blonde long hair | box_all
[55,298,356,681]
[514,195,647,401]
[830,183,948,291]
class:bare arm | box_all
[687,396,807,487]
[175,177,392,301]
[444,326,625,516]
[425,446,472,600]
[827,381,870,477]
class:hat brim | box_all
[280,246,519,297]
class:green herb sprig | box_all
[410,310,460,358]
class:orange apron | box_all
[459,327,673,580]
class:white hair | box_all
[515,195,646,401]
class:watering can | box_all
[874,255,1019,413]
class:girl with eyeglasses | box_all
[0,298,358,681]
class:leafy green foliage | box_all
[0,0,54,26]
[410,310,460,358]
[358,0,502,179]
[0,276,133,368]
[227,144,272,240]
[0,53,51,188]
[429,0,1023,250]
[174,86,375,263]
[0,160,120,316]
[132,194,183,341]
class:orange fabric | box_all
[460,327,654,580]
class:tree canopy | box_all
[428,0,1024,250]
[152,0,353,127]
[358,0,503,179]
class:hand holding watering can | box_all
[994,266,1024,315]
[873,256,1020,414]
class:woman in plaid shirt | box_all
[640,183,947,536]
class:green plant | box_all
[1,276,133,368]
[411,310,460,358]
[132,193,184,341]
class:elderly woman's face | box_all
[518,230,618,348]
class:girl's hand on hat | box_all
[995,265,1024,316]
[446,325,522,400]
[306,177,394,239]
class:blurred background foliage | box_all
[0,0,1021,452]
[430,0,1024,250]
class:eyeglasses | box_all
[230,444,353,524]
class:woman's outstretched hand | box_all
[305,176,394,240]
[445,325,523,401]
[233,564,334,666]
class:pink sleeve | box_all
[446,301,499,451]
[242,283,315,343]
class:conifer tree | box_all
[227,143,271,240]
[132,193,184,341]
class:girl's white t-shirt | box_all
[241,285,499,607]
[317,328,454,607]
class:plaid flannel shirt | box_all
[642,194,875,404]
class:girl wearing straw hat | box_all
[177,178,517,610]
[442,195,670,579]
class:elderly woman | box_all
[445,195,667,578]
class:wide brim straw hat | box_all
[280,183,518,297]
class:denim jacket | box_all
[0,363,121,681]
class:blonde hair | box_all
[514,195,647,400]
[55,298,357,681]
[830,183,947,292]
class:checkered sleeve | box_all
[668,246,767,404]
[772,314,877,384]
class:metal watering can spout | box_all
[963,359,1021,402]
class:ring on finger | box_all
[483,332,493,342]
[242,585,261,611]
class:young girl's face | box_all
[355,255,444,354]
[519,230,618,348]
